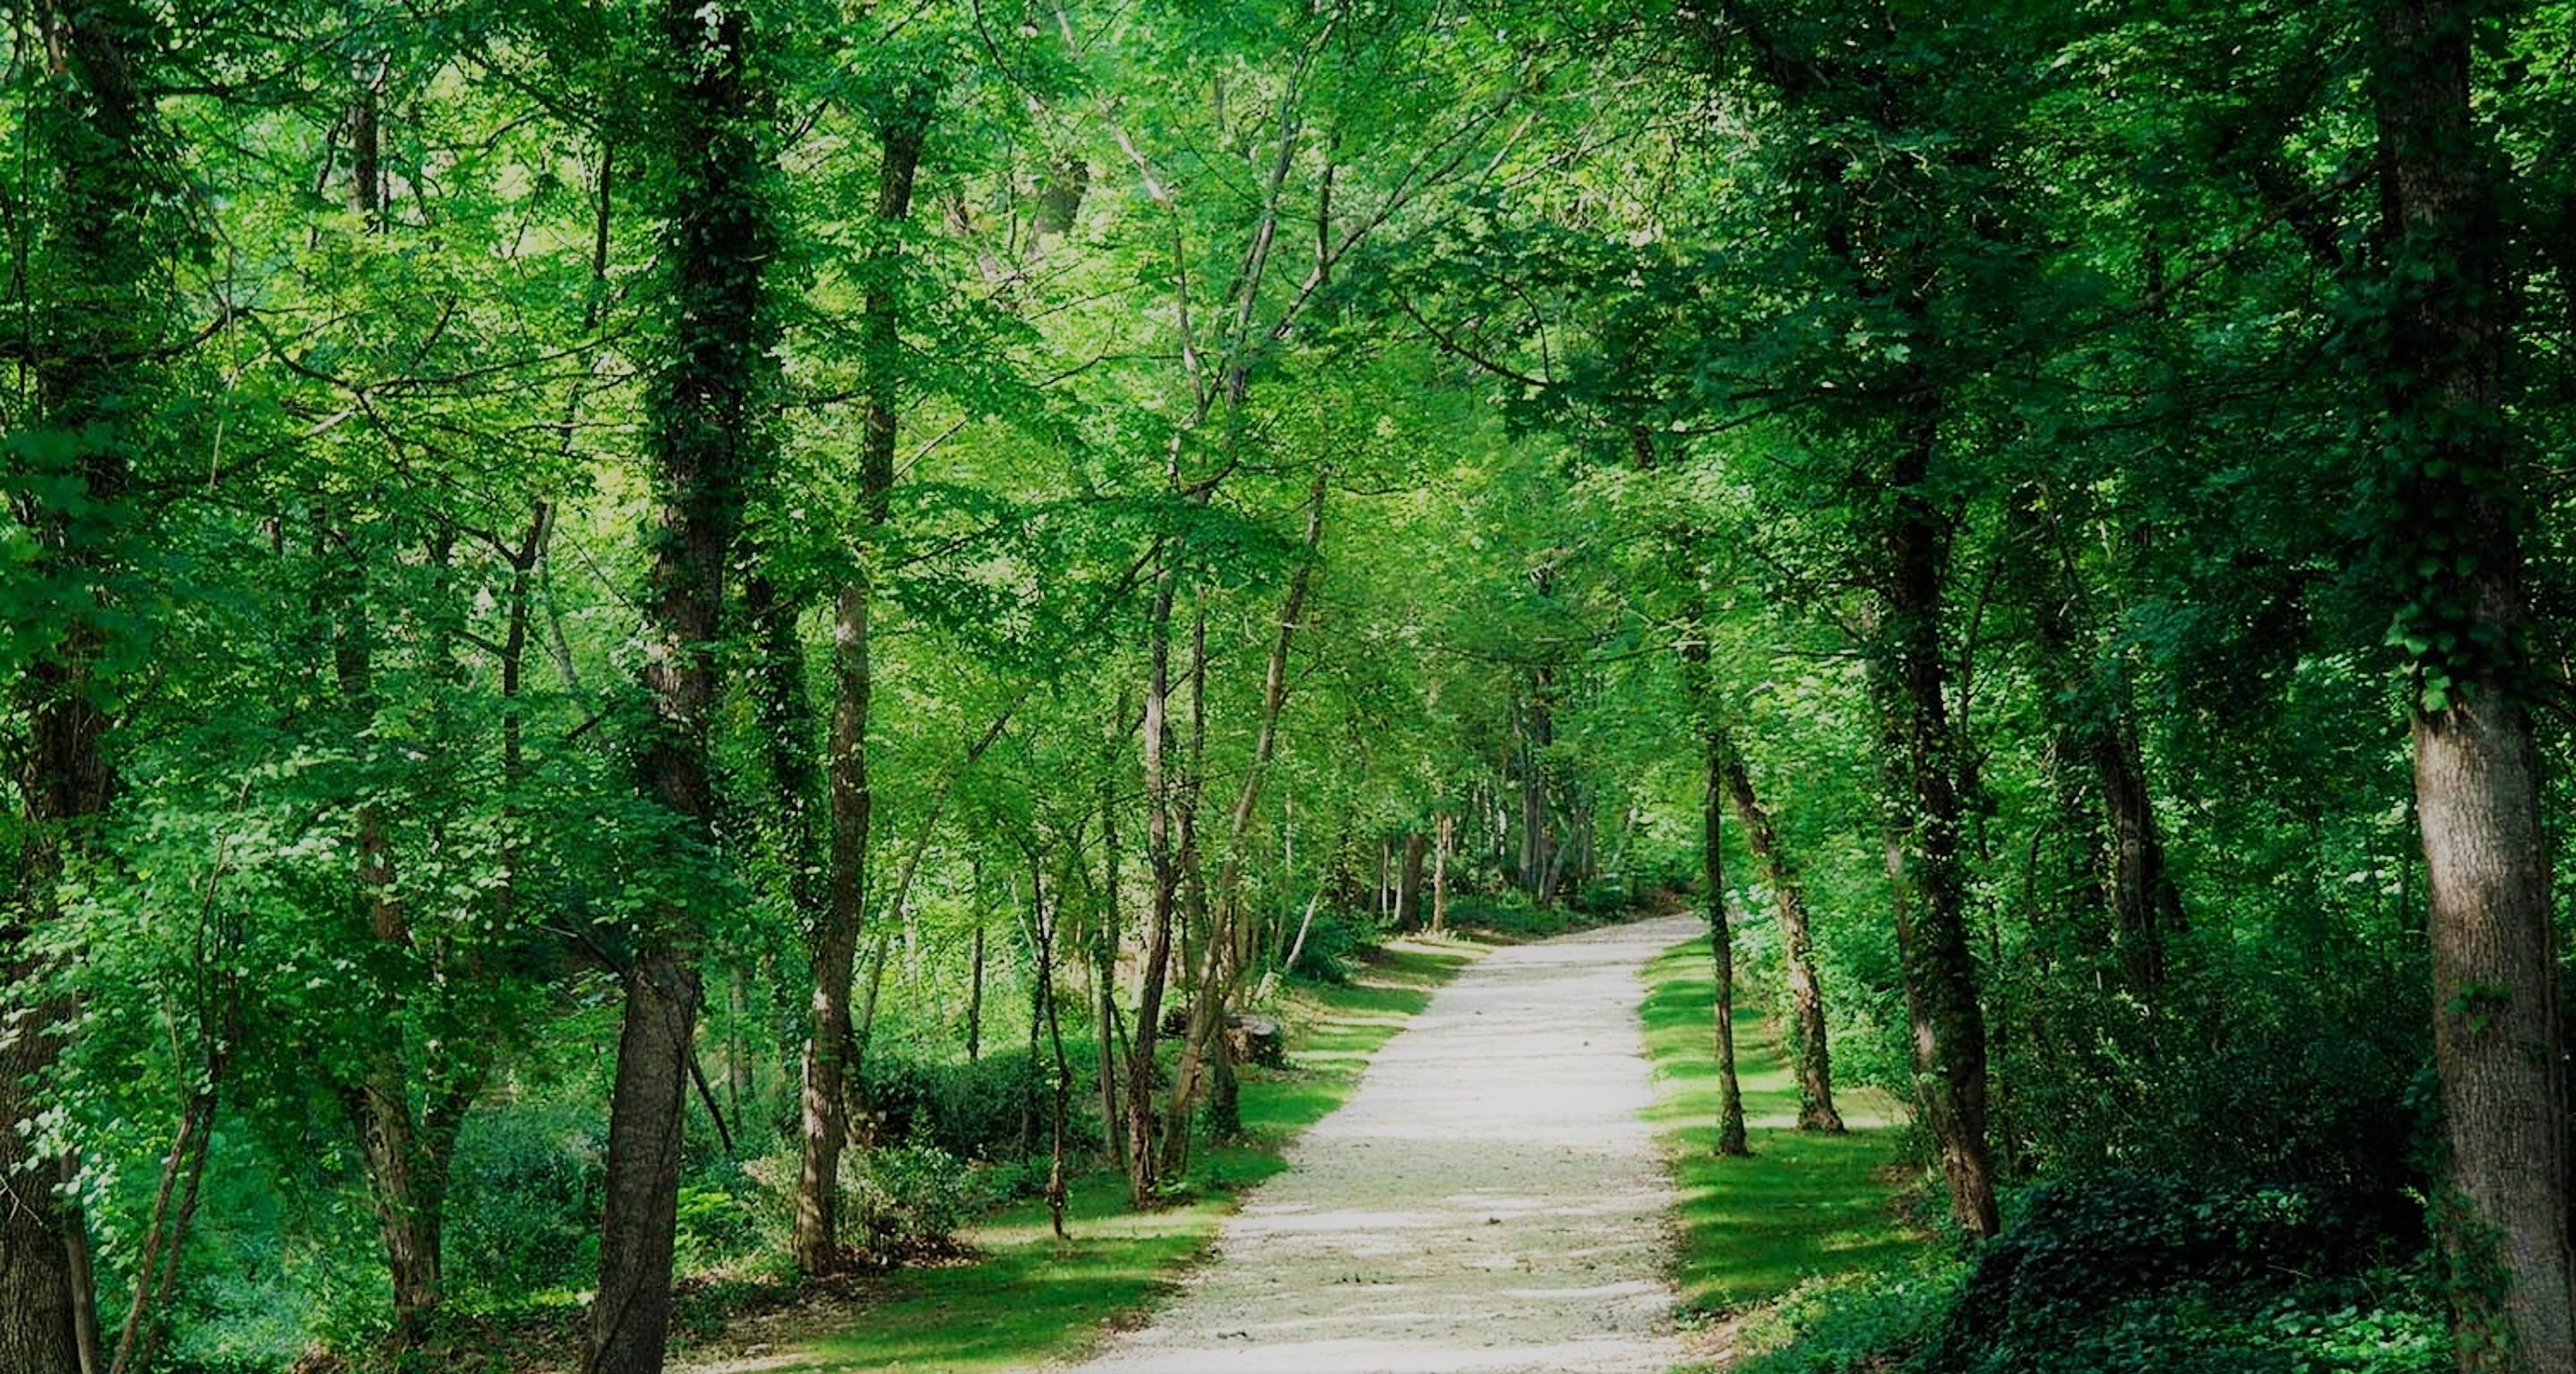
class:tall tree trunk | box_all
[1871,401,2000,1239]
[2014,486,2181,989]
[1165,476,1326,1161]
[1126,567,1182,1204]
[587,0,772,1365]
[5,2,173,1365]
[795,91,929,1275]
[1395,833,1428,931]
[1703,738,1750,1158]
[1097,700,1128,1169]
[2375,1,2574,1366]
[1031,858,1072,1239]
[1681,609,1750,1157]
[1431,814,1452,936]
[966,923,986,1062]
[1714,744,1843,1133]
[1376,837,1392,919]
[326,559,448,1349]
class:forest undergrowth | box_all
[1646,939,2456,1374]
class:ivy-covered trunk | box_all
[2373,0,2575,1367]
[588,0,773,1366]
[5,0,174,1366]
[1874,400,2000,1239]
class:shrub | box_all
[1570,875,1635,915]
[860,1044,1104,1162]
[1919,1173,2421,1368]
[1289,904,1384,983]
[843,1141,978,1261]
[1743,1174,2445,1374]
[443,1103,605,1310]
[674,1162,768,1273]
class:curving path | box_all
[1044,913,1697,1374]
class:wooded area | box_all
[3,0,2573,1370]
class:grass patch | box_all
[1640,934,1922,1320]
[701,934,1484,1374]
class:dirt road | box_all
[1047,913,1695,1374]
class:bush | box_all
[1570,875,1635,915]
[674,1161,769,1273]
[843,1141,979,1261]
[443,1103,606,1310]
[1742,1174,2445,1374]
[860,1044,1104,1162]
[1919,1173,2421,1369]
[1289,904,1384,983]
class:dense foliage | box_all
[4,0,2574,1370]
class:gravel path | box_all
[1046,913,1697,1374]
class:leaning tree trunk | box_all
[587,0,772,1367]
[5,2,173,1367]
[2015,485,2182,992]
[1165,475,1326,1160]
[1680,608,1750,1157]
[2374,1,2575,1367]
[1714,742,1843,1133]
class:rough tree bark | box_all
[586,0,772,1366]
[2374,0,2574,1366]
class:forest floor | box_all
[1040,912,1697,1374]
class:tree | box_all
[4,0,184,1364]
[2370,0,2574,1365]
[587,0,778,1365]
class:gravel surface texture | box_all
[1042,913,1696,1374]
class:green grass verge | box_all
[1640,935,1921,1322]
[733,936,1484,1374]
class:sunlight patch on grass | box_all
[1640,937,1922,1319]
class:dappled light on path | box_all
[1042,916,1697,1374]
